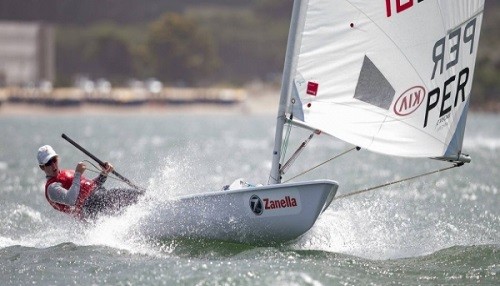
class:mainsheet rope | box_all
[82,159,123,184]
[283,146,360,183]
[333,162,464,200]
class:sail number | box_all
[385,0,425,17]
[424,68,469,128]
[423,17,478,128]
[431,18,477,80]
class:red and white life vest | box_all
[45,170,96,218]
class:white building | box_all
[0,21,55,86]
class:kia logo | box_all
[393,86,426,116]
[249,195,263,215]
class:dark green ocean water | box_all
[0,112,498,285]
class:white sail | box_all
[284,0,484,160]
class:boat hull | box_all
[140,180,338,244]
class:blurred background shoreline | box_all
[0,84,279,115]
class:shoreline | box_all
[1,93,498,117]
[0,86,281,116]
[0,95,280,117]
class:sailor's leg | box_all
[82,187,112,219]
[82,188,144,219]
[105,188,144,209]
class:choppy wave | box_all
[1,241,498,285]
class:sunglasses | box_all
[43,157,58,167]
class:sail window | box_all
[354,56,395,110]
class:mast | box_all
[269,0,308,184]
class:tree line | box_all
[54,0,291,87]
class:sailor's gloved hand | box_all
[75,162,86,174]
[100,162,114,176]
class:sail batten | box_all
[285,0,484,159]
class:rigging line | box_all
[268,114,293,185]
[280,114,294,165]
[280,119,293,165]
[82,159,122,183]
[333,162,464,201]
[280,130,317,175]
[283,146,360,183]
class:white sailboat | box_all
[141,0,485,244]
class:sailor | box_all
[37,145,143,220]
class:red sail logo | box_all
[307,82,319,96]
[393,86,426,116]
